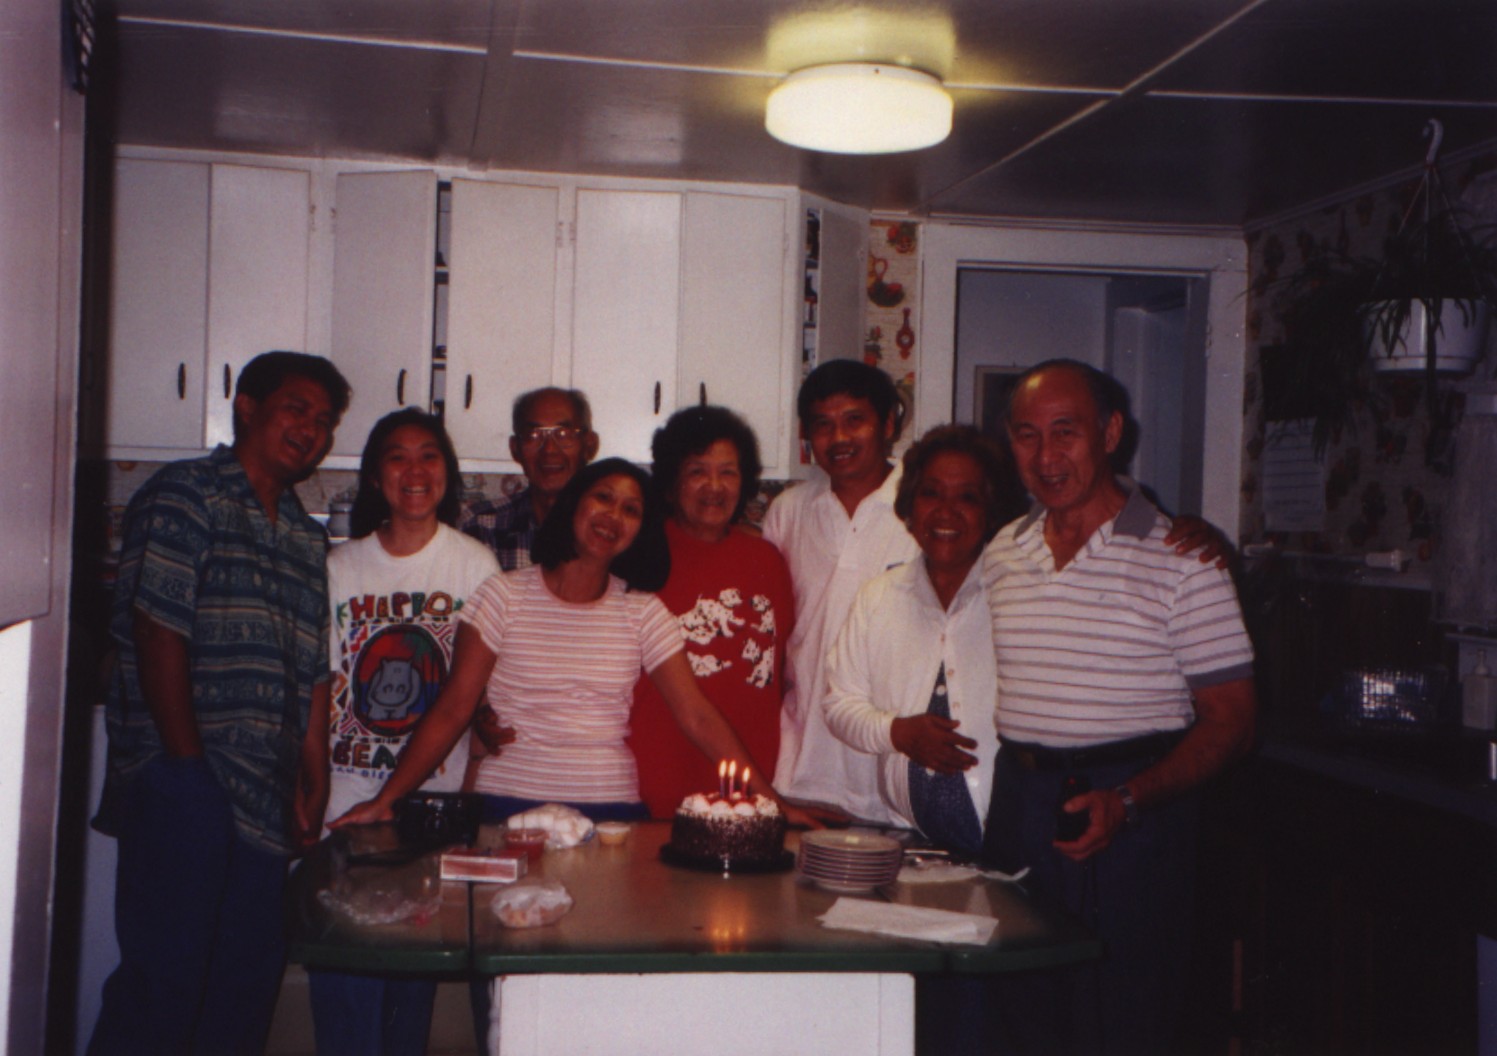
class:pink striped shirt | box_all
[459,565,683,802]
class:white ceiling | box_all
[97,0,1497,228]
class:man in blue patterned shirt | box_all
[91,351,350,1056]
[461,386,598,570]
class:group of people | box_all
[89,348,1257,1056]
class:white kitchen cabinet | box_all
[329,169,436,458]
[101,158,310,459]
[804,194,868,375]
[105,158,209,454]
[204,165,311,448]
[444,179,560,462]
[570,189,682,464]
[679,191,794,475]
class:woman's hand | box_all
[890,714,978,775]
[780,802,827,831]
[327,798,395,829]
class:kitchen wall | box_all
[1238,153,1497,569]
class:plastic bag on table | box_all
[317,843,442,927]
[490,880,573,928]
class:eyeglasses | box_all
[517,425,584,450]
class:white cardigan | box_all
[823,558,1000,832]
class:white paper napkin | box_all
[818,897,999,946]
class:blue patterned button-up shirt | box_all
[98,446,330,854]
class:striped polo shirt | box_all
[982,486,1254,748]
[99,446,331,854]
[461,565,683,803]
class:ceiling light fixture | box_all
[765,63,952,154]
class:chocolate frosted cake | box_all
[669,793,787,866]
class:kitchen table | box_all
[289,821,1098,1055]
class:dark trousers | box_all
[308,970,436,1056]
[88,756,289,1056]
[981,749,1198,1056]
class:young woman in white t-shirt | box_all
[308,408,499,1056]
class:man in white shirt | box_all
[763,361,917,823]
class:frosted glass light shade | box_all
[765,63,952,154]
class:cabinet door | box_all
[816,203,868,371]
[445,179,559,464]
[204,165,311,448]
[330,170,436,457]
[571,189,680,464]
[106,158,209,454]
[680,192,792,474]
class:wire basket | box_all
[1329,667,1450,735]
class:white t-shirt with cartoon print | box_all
[324,524,500,828]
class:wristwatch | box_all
[1114,784,1140,827]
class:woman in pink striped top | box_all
[331,458,806,828]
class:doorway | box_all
[954,268,1207,516]
[918,223,1247,535]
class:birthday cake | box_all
[668,792,787,867]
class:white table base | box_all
[493,972,915,1055]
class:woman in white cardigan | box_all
[823,425,1009,855]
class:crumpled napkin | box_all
[818,897,998,946]
[505,803,594,850]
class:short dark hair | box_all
[650,406,762,525]
[512,386,593,437]
[796,360,906,441]
[1005,358,1125,433]
[349,408,464,538]
[894,425,1017,545]
[233,351,351,439]
[531,458,671,591]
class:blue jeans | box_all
[88,755,289,1056]
[308,970,435,1056]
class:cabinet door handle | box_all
[464,375,473,410]
[653,381,661,414]
[223,364,231,398]
[699,382,707,406]
[397,369,407,405]
[177,363,186,400]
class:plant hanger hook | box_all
[1423,118,1444,169]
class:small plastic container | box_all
[504,827,549,862]
[595,821,630,846]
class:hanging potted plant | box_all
[1359,204,1497,374]
[1273,120,1497,452]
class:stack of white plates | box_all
[797,830,903,893]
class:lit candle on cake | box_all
[718,759,727,797]
[742,767,751,797]
[728,760,739,800]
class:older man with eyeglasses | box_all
[462,386,600,571]
[458,386,601,1054]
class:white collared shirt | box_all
[824,559,999,830]
[763,465,919,823]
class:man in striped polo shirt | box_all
[91,352,350,1055]
[980,359,1256,1056]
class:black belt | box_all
[1003,731,1185,773]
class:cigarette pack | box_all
[439,847,528,884]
